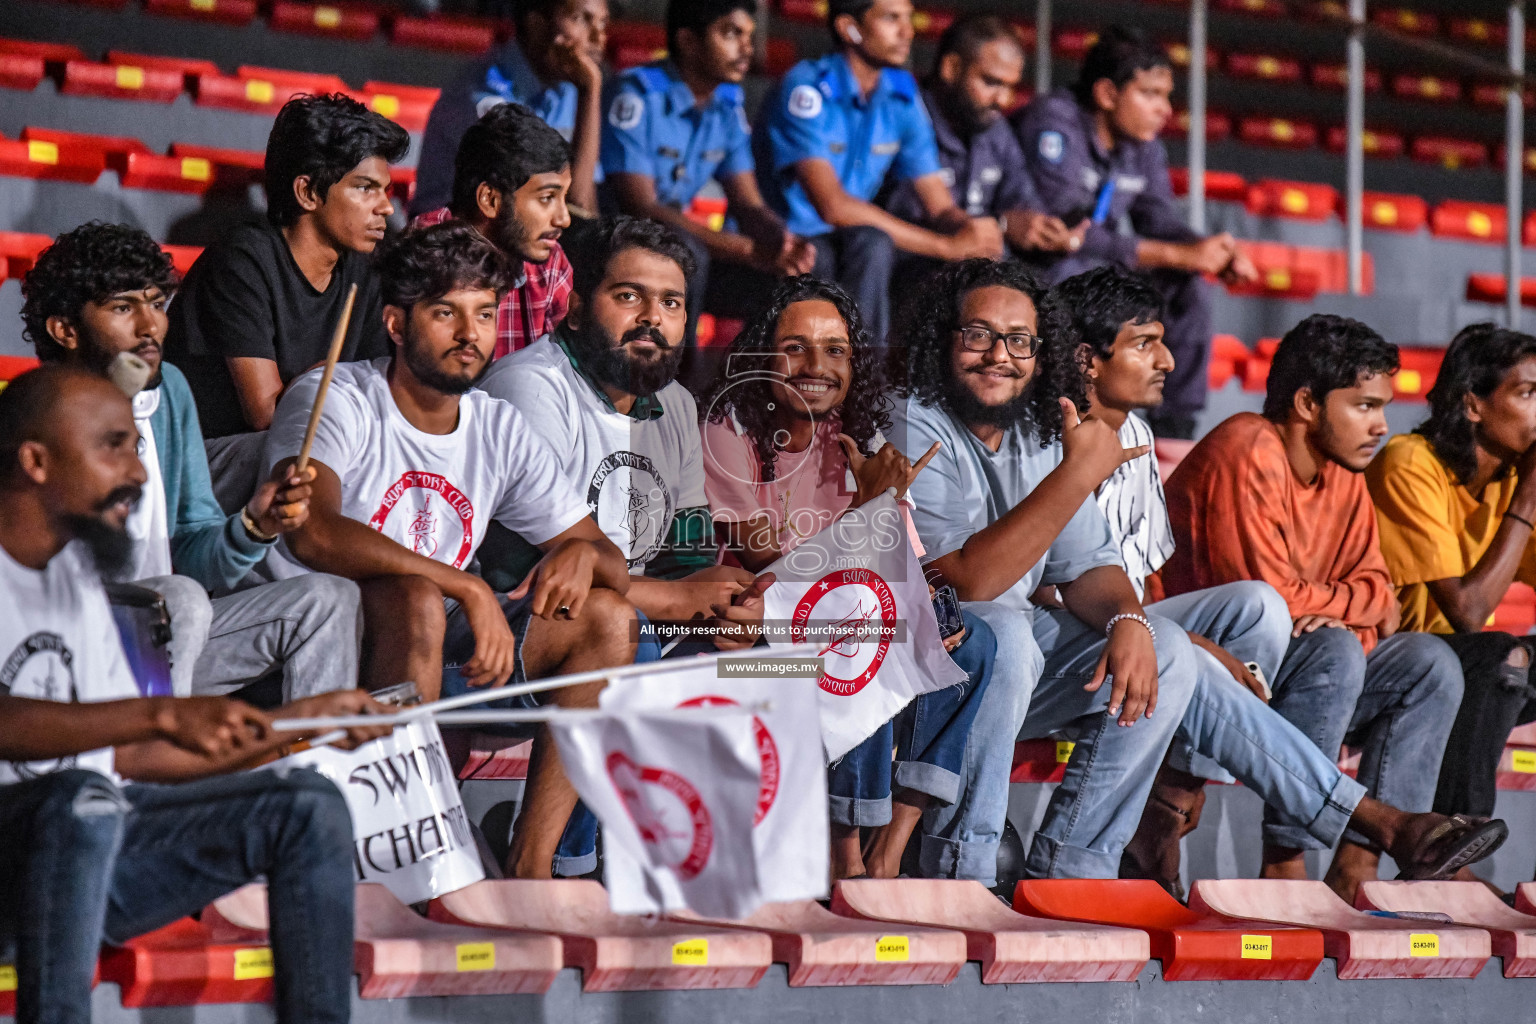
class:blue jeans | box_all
[1264,627,1464,849]
[808,226,895,344]
[829,612,996,825]
[1153,582,1368,846]
[0,767,355,1024]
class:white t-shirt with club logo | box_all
[262,358,590,579]
[478,339,708,572]
[0,541,140,786]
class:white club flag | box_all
[548,706,764,919]
[762,492,967,760]
[601,657,829,913]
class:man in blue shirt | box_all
[414,0,607,216]
[757,0,1003,343]
[886,16,1081,260]
[602,0,815,345]
[1014,25,1257,439]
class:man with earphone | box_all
[755,0,1005,344]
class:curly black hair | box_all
[1050,264,1164,361]
[374,222,514,311]
[1262,313,1399,422]
[703,276,890,482]
[1418,322,1536,485]
[264,93,410,228]
[564,215,697,301]
[891,258,1081,446]
[20,222,178,363]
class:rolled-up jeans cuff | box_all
[1264,773,1367,851]
[1023,834,1120,880]
[551,850,597,877]
[829,793,892,827]
[893,760,961,805]
[918,832,998,886]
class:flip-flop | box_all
[1394,814,1509,881]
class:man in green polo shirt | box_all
[478,216,764,646]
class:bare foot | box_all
[1260,846,1308,881]
[1323,841,1380,906]
[831,824,865,881]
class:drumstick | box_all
[294,283,357,476]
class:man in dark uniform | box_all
[1014,25,1257,438]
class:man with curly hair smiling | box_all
[21,222,363,705]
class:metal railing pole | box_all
[1034,0,1052,98]
[1346,0,1366,295]
[1188,0,1208,233]
[1507,1,1526,327]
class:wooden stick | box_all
[294,282,358,476]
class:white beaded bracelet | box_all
[1105,612,1157,643]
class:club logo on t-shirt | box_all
[1,632,78,778]
[588,451,674,571]
[789,569,897,696]
[369,471,476,569]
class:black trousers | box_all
[1435,630,1536,817]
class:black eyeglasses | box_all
[954,325,1042,359]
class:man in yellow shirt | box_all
[1367,322,1536,824]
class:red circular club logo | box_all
[605,750,714,880]
[367,471,475,569]
[677,695,779,826]
[790,569,898,696]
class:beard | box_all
[64,485,142,578]
[489,204,539,264]
[401,331,487,396]
[569,319,683,397]
[943,370,1037,431]
[937,88,997,138]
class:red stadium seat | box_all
[1163,41,1220,71]
[1391,74,1463,104]
[607,21,668,70]
[144,0,259,26]
[19,126,151,170]
[1225,52,1303,84]
[270,1,380,40]
[194,71,315,115]
[1390,346,1442,400]
[237,64,348,95]
[1348,190,1427,232]
[910,7,956,40]
[99,915,276,1007]
[357,82,439,132]
[1371,6,1440,35]
[431,879,772,992]
[0,38,88,65]
[1246,179,1338,221]
[167,142,264,188]
[1237,116,1317,149]
[1323,125,1406,159]
[1473,81,1535,110]
[389,15,497,53]
[1189,879,1489,979]
[1216,0,1287,17]
[0,355,42,380]
[1431,200,1507,243]
[459,736,532,779]
[668,901,967,986]
[162,244,203,275]
[831,879,1148,983]
[107,50,220,83]
[686,194,728,232]
[1411,136,1490,170]
[1014,880,1323,981]
[1310,62,1382,92]
[0,233,54,279]
[62,60,184,103]
[1206,333,1249,390]
[119,152,226,192]
[1052,29,1099,60]
[1356,882,1536,978]
[1450,16,1508,46]
[0,137,105,184]
[0,52,46,92]
[1009,738,1071,783]
[775,0,825,25]
[1165,109,1233,142]
[761,38,797,76]
[1168,167,1247,202]
[1466,273,1536,307]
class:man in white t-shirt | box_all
[264,222,635,879]
[478,216,767,650]
[1055,265,1502,899]
[0,365,392,1024]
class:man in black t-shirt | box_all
[165,93,410,512]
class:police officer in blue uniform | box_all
[602,0,815,344]
[757,0,1003,343]
[886,16,1081,262]
[413,0,607,218]
[1014,25,1258,438]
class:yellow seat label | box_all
[455,942,495,971]
[1468,212,1493,237]
[0,966,15,992]
[371,94,400,118]
[1055,740,1075,764]
[233,947,274,980]
[671,939,708,966]
[245,79,275,104]
[1240,934,1273,960]
[115,65,145,90]
[1512,749,1536,773]
[181,157,211,181]
[314,5,342,28]
[1396,369,1422,394]
[1409,933,1440,957]
[190,0,216,10]
[27,140,59,165]
[875,935,910,962]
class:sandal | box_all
[1394,814,1509,881]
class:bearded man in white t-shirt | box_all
[264,222,635,879]
[0,365,392,1024]
[478,215,769,651]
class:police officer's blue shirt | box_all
[412,39,587,217]
[886,87,1043,225]
[757,53,943,238]
[1012,87,1197,268]
[600,61,754,210]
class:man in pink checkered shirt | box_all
[413,103,575,359]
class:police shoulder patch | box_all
[788,83,823,120]
[609,92,645,131]
[1038,130,1065,164]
